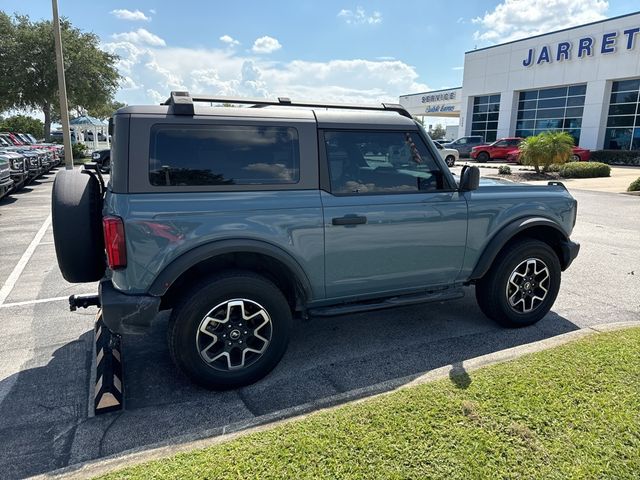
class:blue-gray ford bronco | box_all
[52,92,579,389]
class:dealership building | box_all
[400,11,640,150]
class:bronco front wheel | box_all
[475,239,561,328]
[168,271,292,389]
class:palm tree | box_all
[519,131,575,174]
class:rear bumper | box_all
[560,240,580,270]
[99,279,160,334]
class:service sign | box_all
[399,88,462,117]
[522,26,640,67]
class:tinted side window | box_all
[324,130,445,194]
[149,125,300,186]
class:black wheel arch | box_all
[149,239,314,311]
[469,217,575,281]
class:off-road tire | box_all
[168,271,292,389]
[51,169,105,283]
[475,239,561,327]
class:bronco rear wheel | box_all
[475,239,561,328]
[168,271,292,389]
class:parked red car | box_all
[505,146,591,164]
[470,137,523,162]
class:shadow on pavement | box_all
[0,291,579,479]
[0,331,93,480]
[111,292,578,457]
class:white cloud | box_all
[220,35,240,47]
[146,89,165,104]
[472,0,608,43]
[149,9,156,14]
[112,28,166,47]
[120,76,140,89]
[110,9,150,21]
[101,40,429,107]
[452,66,464,71]
[251,36,282,54]
[338,7,382,25]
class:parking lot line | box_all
[0,296,69,309]
[0,214,52,305]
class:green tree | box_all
[428,123,446,139]
[0,13,121,139]
[519,131,575,174]
[0,114,44,138]
[87,100,126,120]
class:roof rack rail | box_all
[162,91,412,119]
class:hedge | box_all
[589,150,640,166]
[628,177,640,192]
[559,162,611,178]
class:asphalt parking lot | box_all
[0,170,639,479]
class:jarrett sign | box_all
[522,27,640,67]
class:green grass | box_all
[100,328,640,480]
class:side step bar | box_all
[94,314,124,414]
[308,288,465,317]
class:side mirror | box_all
[459,165,480,191]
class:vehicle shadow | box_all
[111,290,579,456]
[0,291,580,479]
[0,331,94,480]
[0,195,18,206]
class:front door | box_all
[321,129,468,300]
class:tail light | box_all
[103,216,127,269]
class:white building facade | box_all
[401,12,640,151]
[460,12,640,150]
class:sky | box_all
[1,0,638,121]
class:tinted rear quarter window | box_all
[149,125,300,186]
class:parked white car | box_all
[434,141,459,167]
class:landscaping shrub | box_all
[559,162,610,178]
[71,143,87,164]
[498,165,511,175]
[590,150,640,166]
[519,131,574,173]
[547,163,561,172]
[628,177,640,192]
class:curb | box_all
[34,321,640,480]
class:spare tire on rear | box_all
[52,169,106,283]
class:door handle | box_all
[332,215,367,226]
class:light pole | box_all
[51,0,73,169]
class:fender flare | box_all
[469,217,570,280]
[148,239,314,300]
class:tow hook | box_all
[69,293,101,311]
